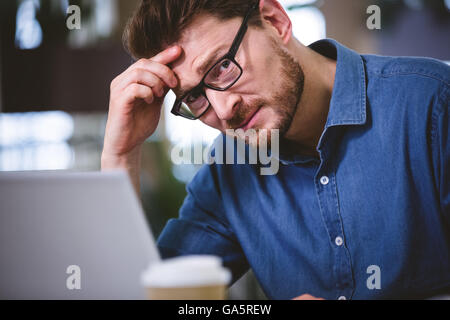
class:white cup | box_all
[141,255,231,300]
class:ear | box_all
[258,0,292,44]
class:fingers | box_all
[130,60,178,89]
[135,46,181,86]
[124,83,154,105]
[117,68,166,97]
[110,46,182,105]
[150,45,182,65]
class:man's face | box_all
[171,14,304,143]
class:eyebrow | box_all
[197,49,225,75]
[177,47,228,98]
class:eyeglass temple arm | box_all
[228,2,260,57]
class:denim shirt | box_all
[157,39,450,300]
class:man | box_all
[102,0,450,299]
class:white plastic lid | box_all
[140,255,232,288]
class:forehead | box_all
[170,14,242,94]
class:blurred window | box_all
[15,0,43,49]
[280,0,326,45]
[0,111,74,171]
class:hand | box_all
[292,294,325,300]
[102,46,182,160]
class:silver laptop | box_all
[0,171,160,299]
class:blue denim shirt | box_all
[157,39,450,300]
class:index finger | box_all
[150,45,182,65]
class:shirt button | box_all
[320,176,329,185]
[338,296,347,300]
[335,236,344,246]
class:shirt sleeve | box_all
[431,84,450,220]
[156,163,249,284]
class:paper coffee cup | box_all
[140,255,231,300]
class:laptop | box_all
[0,170,160,299]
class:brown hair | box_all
[123,0,262,60]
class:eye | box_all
[219,60,231,72]
[204,58,240,88]
[211,59,233,78]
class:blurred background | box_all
[0,0,449,299]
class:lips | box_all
[238,107,261,130]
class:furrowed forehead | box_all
[171,15,241,97]
[173,46,228,98]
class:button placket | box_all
[315,167,354,300]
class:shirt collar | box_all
[277,39,367,165]
[309,39,367,128]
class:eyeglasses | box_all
[171,1,259,120]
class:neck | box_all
[283,42,337,158]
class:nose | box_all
[205,88,240,121]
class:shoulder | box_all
[362,54,450,90]
[361,54,449,120]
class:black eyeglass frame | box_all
[171,1,259,120]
